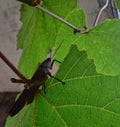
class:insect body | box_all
[9,57,64,116]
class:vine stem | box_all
[93,0,109,26]
[0,51,28,83]
[36,5,82,33]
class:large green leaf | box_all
[5,46,120,127]
[55,18,120,75]
[17,1,86,78]
[17,0,78,49]
[17,0,120,77]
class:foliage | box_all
[5,0,120,126]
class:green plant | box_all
[5,0,120,126]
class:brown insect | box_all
[9,52,64,116]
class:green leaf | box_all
[5,45,120,127]
[6,0,120,126]
[17,1,86,78]
[55,19,120,75]
[17,0,78,49]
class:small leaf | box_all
[5,45,120,127]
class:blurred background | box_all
[0,0,118,126]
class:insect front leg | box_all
[50,59,62,69]
[47,72,65,84]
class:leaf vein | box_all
[56,104,120,116]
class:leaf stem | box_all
[36,5,84,34]
[93,0,109,26]
[0,51,28,83]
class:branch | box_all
[0,51,28,83]
[17,0,87,34]
[36,5,86,34]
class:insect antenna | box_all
[50,40,64,59]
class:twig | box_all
[93,0,109,26]
[36,5,83,34]
[0,51,28,83]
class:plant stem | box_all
[93,0,109,26]
[36,5,82,33]
[0,51,28,83]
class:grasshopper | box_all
[9,51,64,116]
